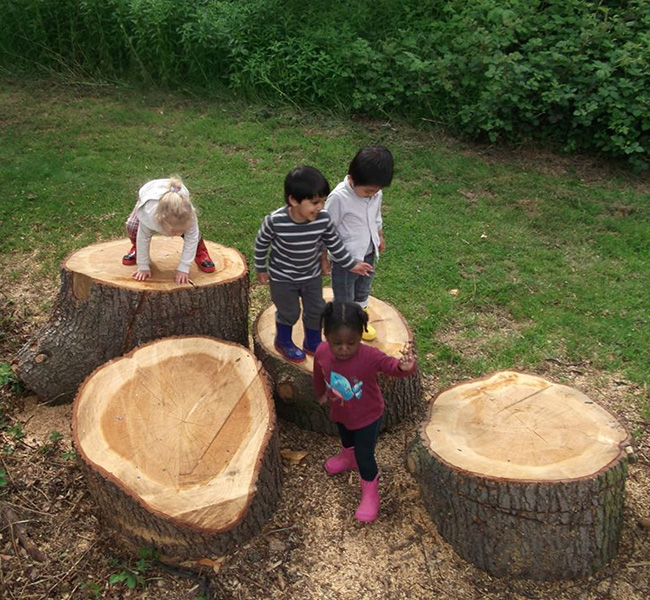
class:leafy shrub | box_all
[1,0,649,166]
[0,362,20,392]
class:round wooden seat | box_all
[16,238,249,403]
[73,336,281,559]
[253,288,421,434]
[407,370,631,580]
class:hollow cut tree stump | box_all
[15,238,249,403]
[73,336,281,560]
[253,288,421,435]
[407,371,631,580]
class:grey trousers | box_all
[270,276,325,330]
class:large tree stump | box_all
[73,336,281,560]
[253,289,421,435]
[15,238,249,403]
[407,371,631,580]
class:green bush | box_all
[1,0,649,166]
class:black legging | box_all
[337,418,381,481]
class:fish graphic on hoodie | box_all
[326,371,363,405]
[313,342,416,431]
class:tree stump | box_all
[73,336,281,560]
[15,238,249,403]
[253,289,421,435]
[407,371,631,580]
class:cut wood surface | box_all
[253,288,421,434]
[15,238,249,403]
[73,336,281,559]
[407,370,631,580]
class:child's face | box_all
[288,195,325,222]
[326,326,362,361]
[162,220,187,237]
[348,177,381,198]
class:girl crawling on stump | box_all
[123,176,215,284]
[313,301,417,522]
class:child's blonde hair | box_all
[155,176,195,229]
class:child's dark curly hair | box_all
[321,301,369,337]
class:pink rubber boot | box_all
[355,474,380,522]
[324,446,357,475]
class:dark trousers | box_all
[337,418,381,481]
[331,250,375,306]
[270,277,325,330]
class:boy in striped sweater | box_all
[255,166,374,363]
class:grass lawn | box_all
[1,77,650,600]
[1,76,648,415]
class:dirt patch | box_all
[435,305,532,364]
[1,281,648,600]
[1,363,648,600]
[457,139,650,193]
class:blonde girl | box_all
[123,176,215,284]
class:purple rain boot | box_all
[303,327,322,356]
[274,322,306,363]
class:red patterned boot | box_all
[194,238,216,273]
[122,244,137,265]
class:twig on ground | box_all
[0,502,47,562]
[42,541,96,599]
[155,561,212,600]
[3,500,53,518]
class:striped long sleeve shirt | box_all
[254,207,356,282]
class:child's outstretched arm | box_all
[372,344,417,377]
[398,341,417,372]
[322,218,371,275]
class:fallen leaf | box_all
[280,449,309,464]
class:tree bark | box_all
[15,238,249,403]
[407,370,631,580]
[73,336,281,560]
[253,289,421,435]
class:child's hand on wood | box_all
[257,272,270,285]
[398,341,416,372]
[132,269,151,281]
[175,271,190,285]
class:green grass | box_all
[1,77,649,404]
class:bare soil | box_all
[1,278,648,600]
